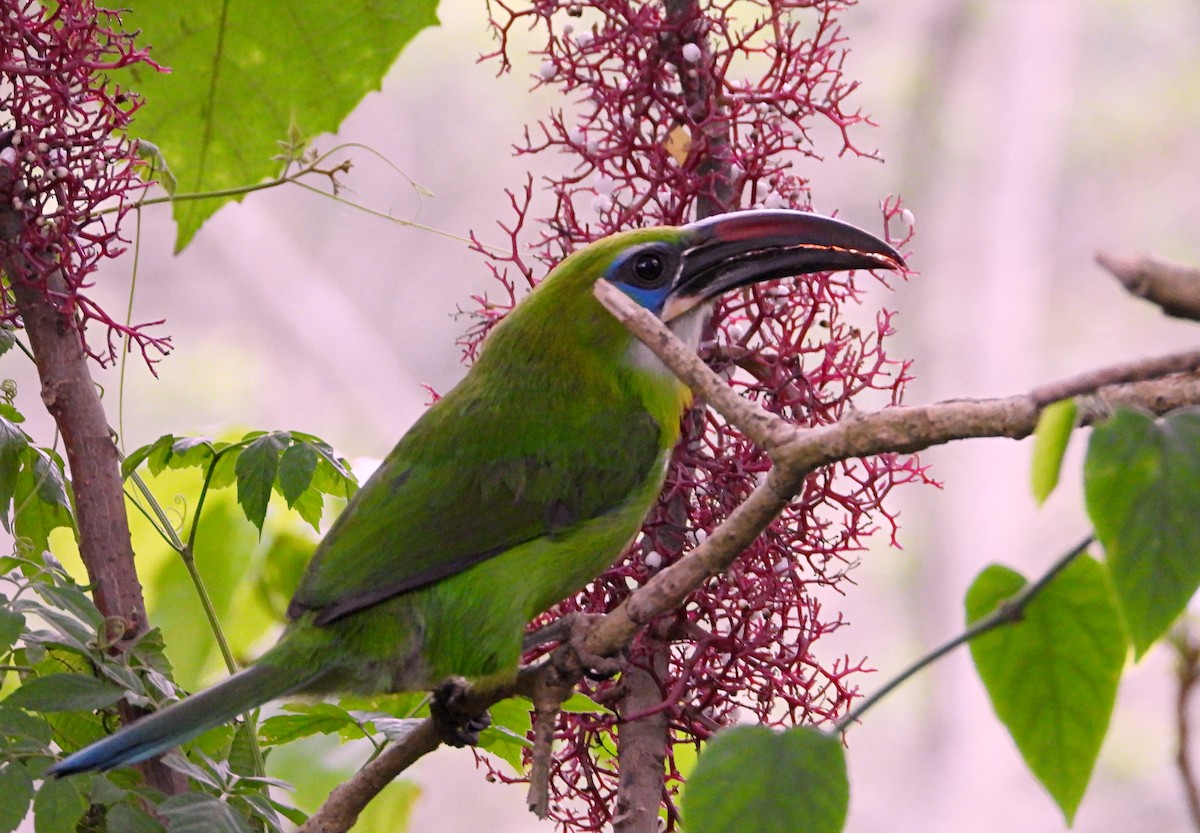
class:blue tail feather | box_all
[47,662,316,777]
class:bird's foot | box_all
[431,676,491,747]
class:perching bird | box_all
[48,209,902,776]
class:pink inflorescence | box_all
[472,1,930,829]
[0,0,167,367]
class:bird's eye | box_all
[633,252,665,283]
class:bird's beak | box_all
[662,209,906,321]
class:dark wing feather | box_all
[286,384,662,625]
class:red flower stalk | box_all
[470,1,931,829]
[0,0,166,367]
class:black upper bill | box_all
[664,209,905,318]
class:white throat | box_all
[625,302,712,376]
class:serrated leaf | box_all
[303,439,357,499]
[166,436,219,470]
[1084,407,1200,655]
[1031,398,1077,505]
[277,441,317,508]
[289,486,324,531]
[258,703,361,746]
[0,762,33,833]
[682,725,847,833]
[0,418,28,532]
[33,776,87,833]
[12,448,74,556]
[143,434,179,476]
[5,673,126,712]
[158,793,255,833]
[0,328,15,357]
[120,0,440,251]
[235,432,288,532]
[208,448,240,490]
[965,556,1125,822]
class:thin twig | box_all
[1173,620,1200,832]
[834,535,1094,733]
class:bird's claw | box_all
[431,677,491,747]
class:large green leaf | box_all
[965,557,1126,823]
[12,448,74,556]
[0,418,28,532]
[123,0,440,250]
[0,762,33,833]
[681,725,848,833]
[33,777,87,833]
[1084,407,1200,655]
[235,432,288,533]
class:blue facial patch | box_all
[612,281,672,315]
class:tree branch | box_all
[298,278,1200,833]
[1097,250,1200,323]
[3,265,186,795]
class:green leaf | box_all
[0,762,33,833]
[166,436,219,470]
[33,776,87,833]
[104,802,168,833]
[235,432,288,532]
[476,698,533,773]
[0,418,28,532]
[5,673,127,712]
[259,703,362,746]
[681,726,848,833]
[561,691,612,714]
[294,433,357,499]
[158,793,255,833]
[277,441,317,508]
[965,557,1126,822]
[13,448,74,555]
[0,607,24,653]
[0,327,15,358]
[122,0,440,251]
[1084,407,1200,655]
[37,582,104,629]
[0,705,54,748]
[1031,399,1077,505]
[142,434,179,476]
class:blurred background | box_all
[7,0,1200,830]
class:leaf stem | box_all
[124,447,269,777]
[835,534,1095,733]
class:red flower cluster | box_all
[468,1,931,829]
[0,0,166,366]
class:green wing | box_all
[287,379,664,626]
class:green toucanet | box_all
[48,209,902,775]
